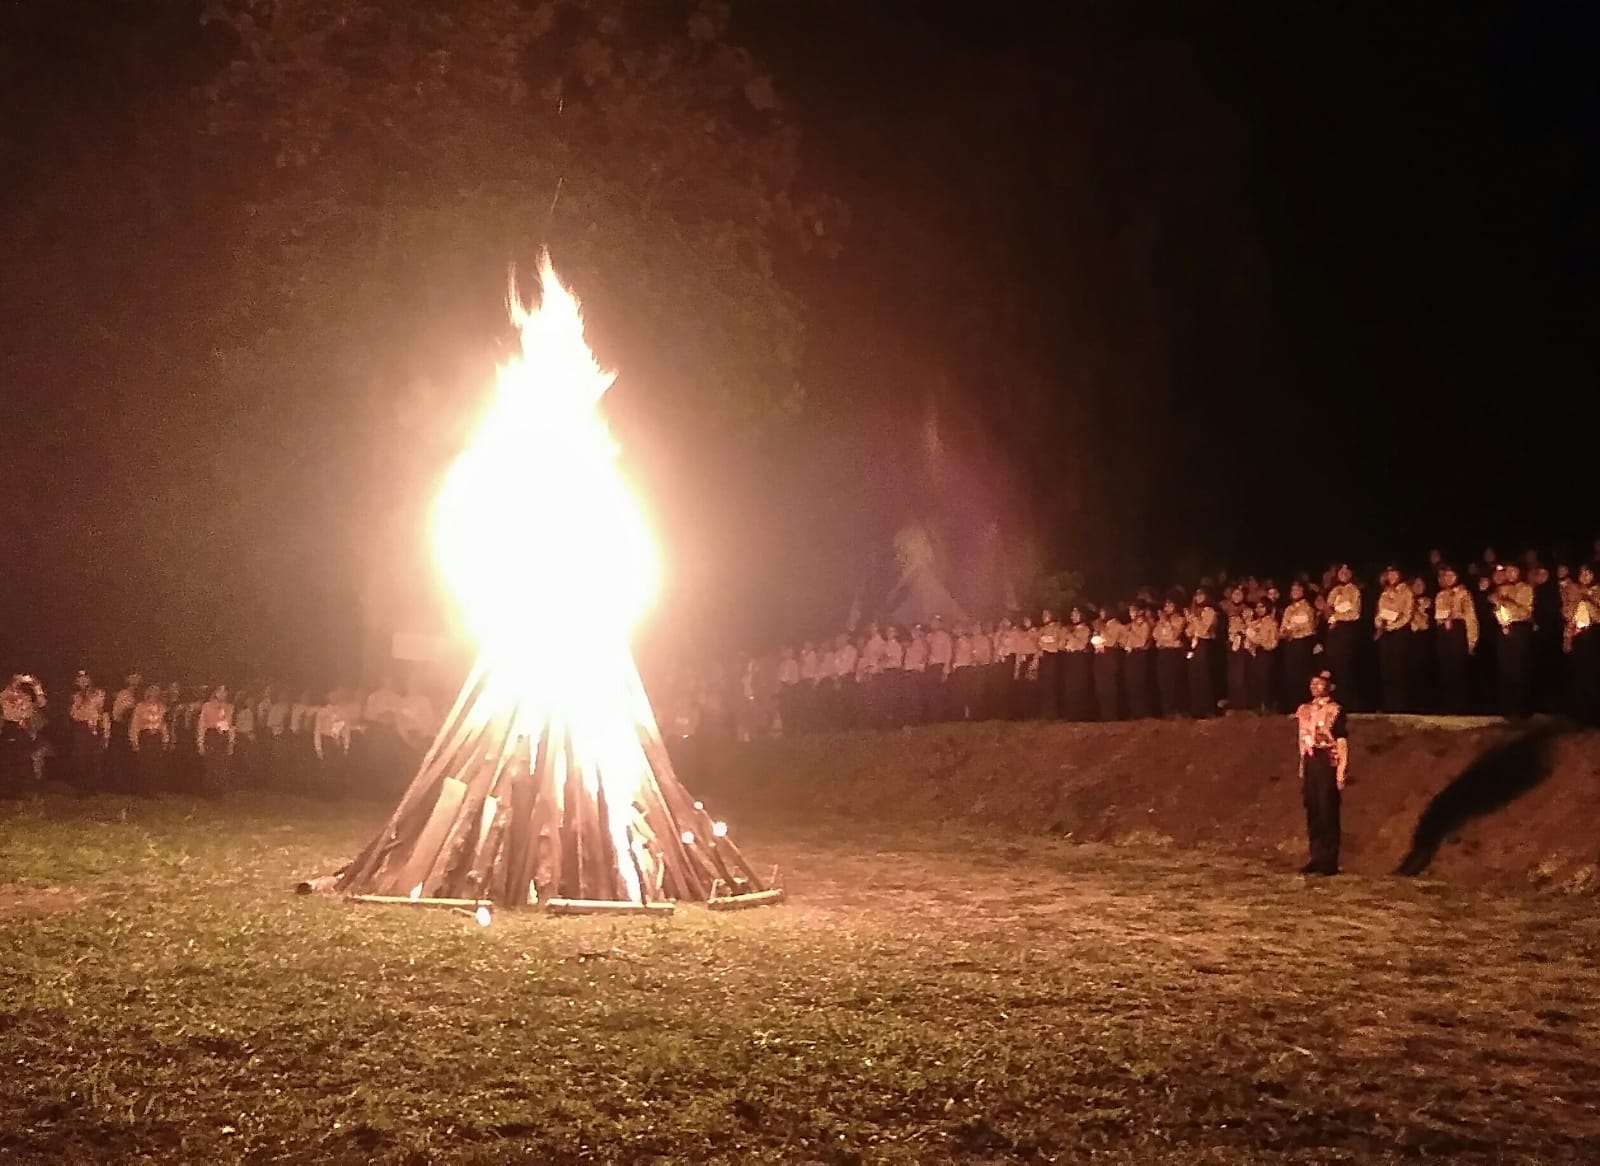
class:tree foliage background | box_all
[0,0,842,673]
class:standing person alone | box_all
[1295,670,1349,877]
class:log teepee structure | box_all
[310,259,775,916]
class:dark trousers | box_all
[1378,629,1409,713]
[1038,653,1063,719]
[924,669,948,723]
[1188,640,1217,718]
[1091,651,1121,720]
[1407,626,1433,712]
[1281,637,1316,708]
[1010,670,1036,720]
[1247,649,1279,713]
[1155,649,1185,716]
[1572,630,1600,725]
[71,723,104,791]
[1325,622,1360,707]
[1123,651,1154,719]
[1498,623,1533,718]
[201,729,231,796]
[134,732,165,796]
[1435,623,1471,713]
[1302,750,1341,874]
[1063,653,1094,720]
[1226,648,1250,712]
[0,722,31,798]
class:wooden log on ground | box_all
[544,898,675,916]
[706,888,786,912]
[349,894,489,908]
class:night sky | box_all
[1,1,1595,677]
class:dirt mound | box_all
[680,717,1600,887]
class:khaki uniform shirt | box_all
[1433,585,1480,652]
[1375,584,1414,634]
[1492,581,1534,629]
[1246,614,1279,652]
[1152,614,1185,649]
[1280,599,1318,641]
[1327,582,1362,625]
[1122,617,1153,652]
[1184,606,1218,643]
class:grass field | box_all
[2,794,1599,1164]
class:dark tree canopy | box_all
[0,0,842,671]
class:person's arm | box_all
[196,710,206,754]
[1334,737,1349,790]
[1464,596,1480,654]
[129,713,140,752]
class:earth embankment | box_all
[681,716,1600,887]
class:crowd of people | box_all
[0,672,438,800]
[668,545,1600,739]
[5,545,1597,800]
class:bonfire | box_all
[307,260,778,917]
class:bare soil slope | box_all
[683,717,1600,887]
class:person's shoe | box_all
[1298,862,1319,874]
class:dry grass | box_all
[2,793,1598,1163]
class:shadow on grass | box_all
[1396,722,1573,877]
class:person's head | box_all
[126,671,143,689]
[1193,587,1210,606]
[930,614,943,629]
[1020,615,1033,630]
[1289,580,1305,601]
[1580,565,1597,587]
[142,685,161,701]
[1504,563,1522,584]
[1040,608,1055,625]
[1483,546,1498,564]
[1161,598,1178,615]
[1336,563,1353,584]
[210,684,228,702]
[1428,547,1443,566]
[1253,598,1271,618]
[886,625,899,642]
[1229,585,1245,605]
[73,671,90,692]
[999,616,1013,631]
[1532,565,1550,586]
[1068,606,1084,624]
[1492,563,1507,585]
[1098,604,1113,622]
[1557,563,1572,582]
[1309,671,1333,699]
[1438,564,1458,589]
[1410,575,1427,597]
[1382,564,1400,587]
